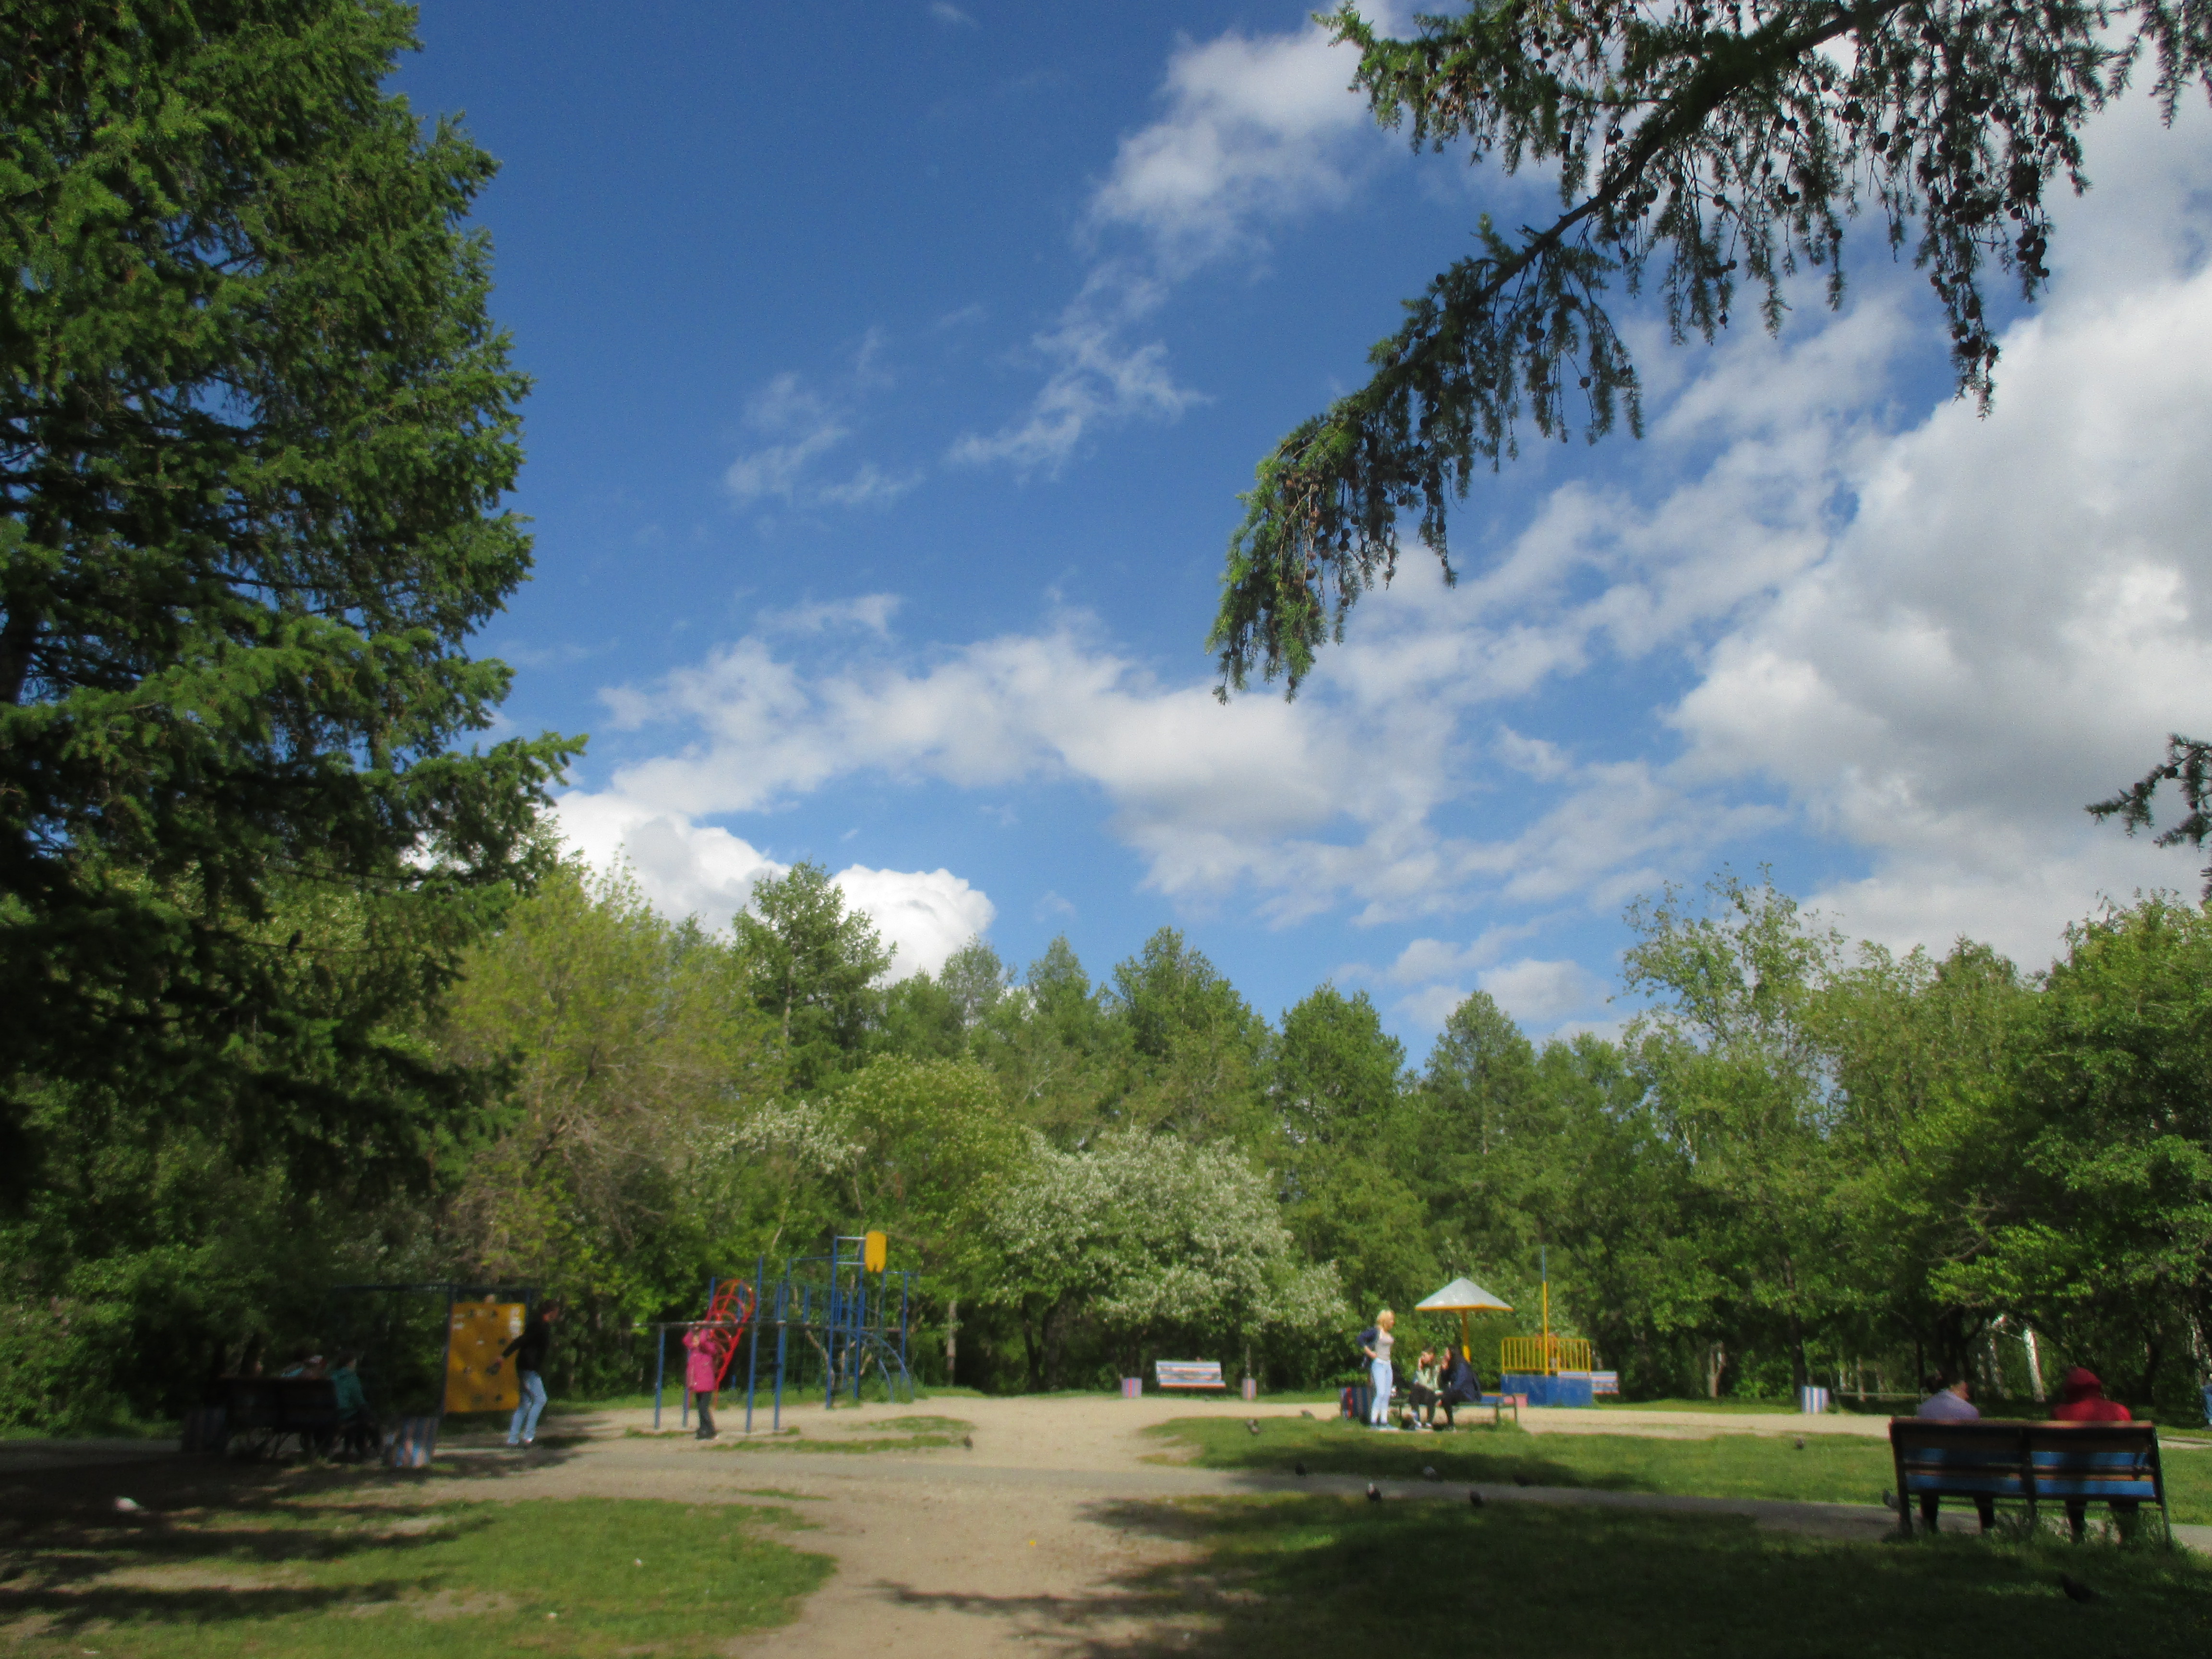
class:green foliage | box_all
[1,0,580,1183]
[1211,0,2212,692]
[737,862,893,1087]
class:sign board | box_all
[444,1298,524,1415]
[863,1230,888,1273]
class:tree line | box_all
[7,852,2208,1426]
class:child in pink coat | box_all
[682,1327,725,1439]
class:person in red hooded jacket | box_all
[2050,1366,2138,1538]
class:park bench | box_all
[1889,1419,2168,1538]
[219,1376,343,1460]
[1154,1360,1227,1391]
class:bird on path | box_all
[1294,1460,1308,1477]
[1794,1437,1806,1451]
[1299,1409,1314,1419]
[2059,1574,2097,1604]
[1468,1489,1484,1508]
[1511,1473,1535,1488]
[962,1434,974,1449]
[1422,1466,1440,1481]
[1879,1490,1898,1512]
[1366,1483,1382,1503]
[1245,1419,1261,1435]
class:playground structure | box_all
[651,1231,918,1434]
[322,1281,541,1419]
[1489,1250,1619,1406]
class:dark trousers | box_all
[2065,1499,2140,1539]
[1919,1494,1996,1532]
[1405,1383,1438,1422]
[693,1390,717,1438]
[1438,1384,1479,1427]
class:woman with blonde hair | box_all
[1362,1310,1397,1429]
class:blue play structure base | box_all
[1502,1372,1595,1408]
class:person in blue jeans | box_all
[1363,1309,1397,1428]
[496,1303,560,1447]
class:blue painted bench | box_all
[1155,1360,1226,1391]
[1889,1419,2168,1538]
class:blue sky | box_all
[397,2,2212,1048]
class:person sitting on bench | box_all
[331,1352,378,1459]
[1403,1348,1441,1430]
[2051,1365,2140,1539]
[1913,1370,1992,1531]
[1436,1348,1481,1427]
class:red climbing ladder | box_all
[700,1279,757,1391]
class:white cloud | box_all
[947,270,1203,472]
[1476,957,1611,1025]
[928,1,974,26]
[954,14,1383,470]
[832,865,996,979]
[1087,20,1387,270]
[724,343,920,508]
[551,793,992,982]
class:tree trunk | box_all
[943,1294,959,1384]
[1705,1342,1726,1399]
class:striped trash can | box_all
[1120,1377,1142,1399]
[1241,1377,1258,1403]
[1798,1385,1831,1415]
[386,1416,439,1468]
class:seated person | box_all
[1436,1348,1481,1427]
[330,1352,378,1459]
[278,1344,327,1380]
[1911,1371,1992,1531]
[1403,1348,1441,1430]
[2051,1366,2138,1539]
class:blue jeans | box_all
[1369,1360,1393,1425]
[508,1370,547,1444]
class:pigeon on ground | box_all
[1511,1472,1535,1488]
[1422,1466,1440,1481]
[1294,1461,1308,1477]
[1299,1409,1314,1419]
[962,1434,974,1449]
[1246,1419,1261,1435]
[1366,1482,1382,1503]
[1794,1437,1806,1451]
[1468,1489,1484,1508]
[2060,1574,2097,1604]
[1879,1490,1898,1512]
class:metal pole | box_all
[772,1277,788,1432]
[825,1239,839,1412]
[900,1271,910,1399]
[745,1256,763,1434]
[653,1324,666,1431]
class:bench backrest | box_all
[1889,1419,2162,1507]
[1154,1360,1226,1389]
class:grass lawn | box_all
[0,1491,829,1659]
[1106,1494,2212,1657]
[1152,1415,2212,1524]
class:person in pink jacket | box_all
[682,1327,725,1440]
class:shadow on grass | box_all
[866,1495,2212,1659]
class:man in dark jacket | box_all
[1437,1348,1481,1428]
[498,1303,559,1447]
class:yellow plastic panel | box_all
[444,1299,525,1414]
[863,1231,888,1273]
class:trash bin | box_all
[386,1416,438,1468]
[2201,1383,2212,1428]
[1799,1385,1831,1414]
[1241,1377,1258,1402]
[1119,1377,1141,1399]
[180,1406,227,1454]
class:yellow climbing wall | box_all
[444,1298,525,1414]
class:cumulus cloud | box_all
[551,793,993,982]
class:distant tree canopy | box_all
[0,0,577,1191]
[1210,0,2212,694]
